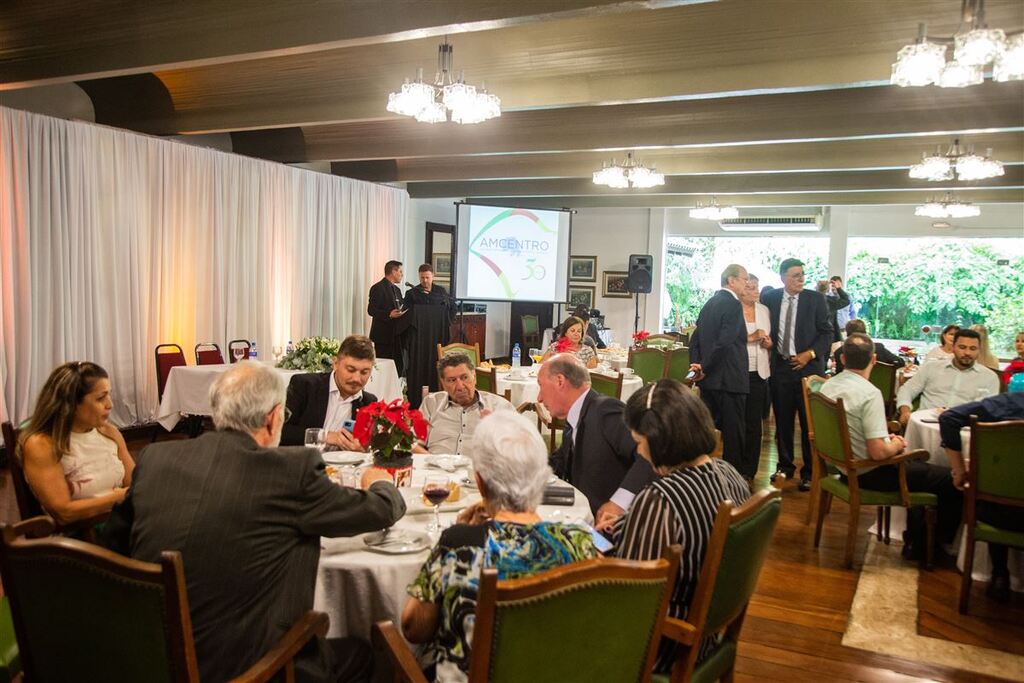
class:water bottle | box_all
[512,343,521,370]
[249,340,258,360]
[286,340,295,355]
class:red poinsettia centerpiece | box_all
[632,329,651,347]
[353,399,428,461]
[554,336,575,353]
[897,345,917,358]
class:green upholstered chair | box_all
[437,342,480,366]
[374,546,681,683]
[628,347,667,384]
[800,376,830,525]
[665,347,692,384]
[0,597,20,683]
[0,516,328,683]
[807,391,937,569]
[868,361,899,419]
[959,418,1024,614]
[475,367,511,403]
[590,371,624,400]
[644,334,677,349]
[521,314,541,349]
[653,489,781,683]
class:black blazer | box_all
[281,372,378,446]
[550,390,656,514]
[688,289,749,394]
[825,287,851,342]
[833,343,902,373]
[760,288,832,378]
[103,430,405,683]
[367,278,408,346]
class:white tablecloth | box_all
[314,454,593,638]
[494,367,643,408]
[904,409,968,468]
[157,359,402,430]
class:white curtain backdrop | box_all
[0,105,407,429]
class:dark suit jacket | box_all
[825,287,851,342]
[282,372,378,446]
[760,288,832,379]
[689,289,749,394]
[550,390,656,514]
[367,277,408,348]
[833,343,901,373]
[103,430,405,683]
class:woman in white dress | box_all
[924,324,960,362]
[19,362,133,525]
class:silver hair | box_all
[470,411,551,513]
[543,354,591,389]
[720,263,746,287]
[209,362,286,433]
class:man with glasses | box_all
[761,258,833,491]
[689,264,751,474]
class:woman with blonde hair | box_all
[970,324,1000,371]
[18,361,133,525]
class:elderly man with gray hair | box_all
[103,362,405,683]
[401,410,599,680]
[537,353,657,529]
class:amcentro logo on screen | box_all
[477,237,550,253]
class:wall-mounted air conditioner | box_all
[718,215,823,232]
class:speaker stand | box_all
[633,293,642,337]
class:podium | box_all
[406,303,451,408]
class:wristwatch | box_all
[808,349,816,360]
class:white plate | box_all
[424,455,472,471]
[363,529,432,555]
[322,451,366,465]
[400,487,476,515]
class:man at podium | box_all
[404,263,457,408]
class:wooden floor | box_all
[2,422,1021,681]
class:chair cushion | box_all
[0,597,20,680]
[975,522,1024,549]
[820,476,938,507]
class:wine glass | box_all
[304,428,325,452]
[422,474,451,534]
[232,346,246,363]
[272,345,284,361]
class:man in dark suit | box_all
[103,362,405,682]
[537,354,656,527]
[282,335,378,449]
[761,258,833,490]
[404,263,457,408]
[689,264,750,474]
[367,260,409,376]
[833,318,902,373]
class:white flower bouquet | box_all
[276,336,342,372]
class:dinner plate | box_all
[322,451,366,465]
[363,529,431,555]
[400,487,475,515]
[424,454,472,471]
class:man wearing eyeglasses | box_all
[761,258,833,491]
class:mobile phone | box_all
[685,369,697,381]
[589,526,614,553]
[342,419,356,432]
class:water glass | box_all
[304,428,325,451]
[232,347,246,362]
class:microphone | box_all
[405,282,417,288]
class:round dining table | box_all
[314,454,593,639]
[494,365,644,408]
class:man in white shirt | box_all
[415,353,513,454]
[822,333,961,554]
[896,328,999,429]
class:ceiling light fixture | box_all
[689,197,738,221]
[892,0,1023,88]
[915,192,981,218]
[592,152,665,189]
[386,40,500,124]
[908,138,1005,181]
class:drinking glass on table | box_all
[304,428,325,452]
[272,345,283,361]
[423,474,451,534]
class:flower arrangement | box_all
[897,345,918,359]
[632,330,651,347]
[554,336,575,354]
[277,336,341,372]
[353,399,428,461]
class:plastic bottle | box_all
[286,340,295,355]
[249,340,258,360]
[512,342,521,369]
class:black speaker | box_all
[626,254,653,293]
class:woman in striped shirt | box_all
[612,378,750,673]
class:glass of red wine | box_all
[422,474,451,534]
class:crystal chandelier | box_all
[689,197,739,221]
[908,138,1005,181]
[891,0,1024,87]
[915,192,981,218]
[386,41,500,124]
[592,152,665,189]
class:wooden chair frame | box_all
[589,371,624,400]
[627,347,668,383]
[0,516,327,683]
[436,342,481,364]
[806,390,935,569]
[868,361,899,420]
[373,546,681,683]
[958,417,1024,614]
[664,347,693,385]
[645,334,678,346]
[660,489,781,683]
[155,343,187,402]
[475,366,511,403]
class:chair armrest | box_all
[8,515,57,539]
[229,611,329,683]
[659,616,697,646]
[886,420,902,435]
[372,621,430,683]
[61,511,112,542]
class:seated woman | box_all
[612,379,750,673]
[541,316,598,368]
[923,324,959,362]
[402,411,598,682]
[18,361,133,525]
[1002,331,1024,386]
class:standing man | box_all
[367,260,409,376]
[824,276,852,343]
[761,258,833,491]
[689,264,750,474]
[404,263,457,407]
[831,275,856,332]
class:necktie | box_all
[780,295,796,358]
[561,421,575,482]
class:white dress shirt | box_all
[778,292,799,357]
[420,390,514,454]
[323,377,362,432]
[565,391,635,512]
[896,359,999,410]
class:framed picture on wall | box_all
[567,285,596,310]
[434,277,451,290]
[569,255,597,282]
[602,271,632,298]
[432,253,452,277]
